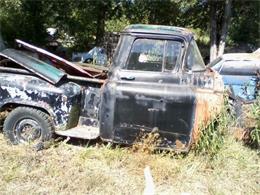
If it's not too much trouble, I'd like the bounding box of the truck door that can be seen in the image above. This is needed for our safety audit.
[100,37,196,149]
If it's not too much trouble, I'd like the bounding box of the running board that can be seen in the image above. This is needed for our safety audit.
[55,126,100,139]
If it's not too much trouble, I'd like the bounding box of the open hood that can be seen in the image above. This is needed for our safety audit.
[16,39,100,78]
[0,49,66,84]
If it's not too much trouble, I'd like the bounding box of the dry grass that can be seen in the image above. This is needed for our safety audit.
[0,133,259,195]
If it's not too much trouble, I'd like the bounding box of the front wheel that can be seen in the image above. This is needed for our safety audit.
[3,107,54,145]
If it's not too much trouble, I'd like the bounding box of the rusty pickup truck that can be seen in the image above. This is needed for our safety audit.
[0,24,224,151]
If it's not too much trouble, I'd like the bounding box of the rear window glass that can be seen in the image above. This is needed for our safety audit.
[126,39,182,72]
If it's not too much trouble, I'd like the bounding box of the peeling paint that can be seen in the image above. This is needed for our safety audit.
[0,71,81,130]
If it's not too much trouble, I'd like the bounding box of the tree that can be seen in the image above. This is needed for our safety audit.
[210,0,217,61]
[0,0,48,46]
[218,0,232,57]
[229,0,260,49]
[0,0,258,57]
[0,31,4,50]
[210,0,232,62]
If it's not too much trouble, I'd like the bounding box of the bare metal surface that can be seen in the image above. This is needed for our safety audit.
[67,75,105,84]
[56,126,100,139]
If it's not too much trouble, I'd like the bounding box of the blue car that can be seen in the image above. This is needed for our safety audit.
[209,53,259,102]
[72,47,107,65]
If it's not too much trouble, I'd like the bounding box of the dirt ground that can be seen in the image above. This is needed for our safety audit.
[0,133,259,195]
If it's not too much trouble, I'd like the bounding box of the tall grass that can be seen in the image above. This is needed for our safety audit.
[195,98,234,157]
[249,96,260,148]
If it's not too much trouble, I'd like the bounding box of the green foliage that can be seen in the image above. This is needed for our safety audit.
[229,1,260,48]
[250,97,260,148]
[195,100,233,157]
[105,15,130,32]
[0,0,259,51]
[0,0,48,46]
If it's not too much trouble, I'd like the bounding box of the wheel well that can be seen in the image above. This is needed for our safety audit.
[0,103,51,117]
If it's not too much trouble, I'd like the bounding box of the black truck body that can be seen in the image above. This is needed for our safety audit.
[0,25,224,151]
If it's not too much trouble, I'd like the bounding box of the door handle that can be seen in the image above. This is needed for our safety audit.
[120,76,135,81]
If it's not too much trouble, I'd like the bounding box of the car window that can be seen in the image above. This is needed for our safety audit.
[126,39,182,72]
[220,60,258,75]
[185,39,205,71]
[164,41,182,71]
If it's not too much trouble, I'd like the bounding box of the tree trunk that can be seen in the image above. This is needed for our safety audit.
[95,2,106,46]
[210,1,217,62]
[218,0,232,57]
[0,29,5,51]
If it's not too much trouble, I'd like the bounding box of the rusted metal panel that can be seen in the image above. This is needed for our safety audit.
[16,39,100,78]
[0,49,65,84]
[192,70,224,143]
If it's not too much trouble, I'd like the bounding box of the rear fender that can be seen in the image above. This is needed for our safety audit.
[0,100,58,128]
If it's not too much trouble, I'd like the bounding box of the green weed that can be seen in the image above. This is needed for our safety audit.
[195,99,233,157]
[250,96,260,148]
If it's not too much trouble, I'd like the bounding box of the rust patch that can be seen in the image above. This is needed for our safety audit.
[192,98,209,143]
[175,139,186,150]
[192,69,224,143]
[192,91,223,143]
[192,71,224,143]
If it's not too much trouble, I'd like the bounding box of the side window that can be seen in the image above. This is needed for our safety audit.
[126,39,182,72]
[185,39,205,71]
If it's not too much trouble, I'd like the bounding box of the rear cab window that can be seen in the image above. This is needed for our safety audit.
[125,38,183,72]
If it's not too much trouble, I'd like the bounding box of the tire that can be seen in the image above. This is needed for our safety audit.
[3,107,54,145]
[84,58,93,64]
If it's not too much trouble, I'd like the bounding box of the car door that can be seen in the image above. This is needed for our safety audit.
[182,39,224,143]
[100,37,197,149]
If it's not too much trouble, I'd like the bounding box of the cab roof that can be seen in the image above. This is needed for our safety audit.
[123,24,194,41]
